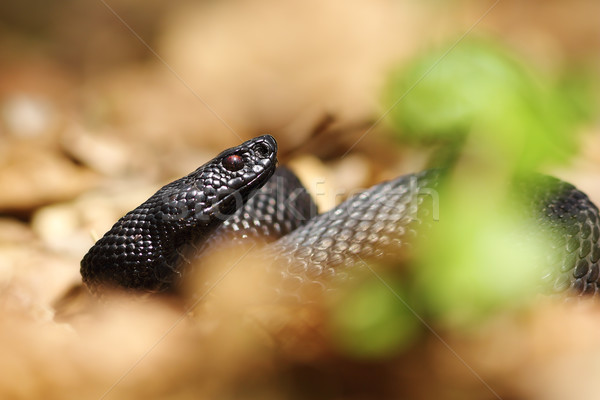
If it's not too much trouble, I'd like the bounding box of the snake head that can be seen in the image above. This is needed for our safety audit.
[80,135,278,293]
[156,134,278,226]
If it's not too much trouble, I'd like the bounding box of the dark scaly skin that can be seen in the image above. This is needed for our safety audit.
[268,170,600,299]
[267,170,440,297]
[514,174,600,295]
[80,135,278,292]
[81,135,600,299]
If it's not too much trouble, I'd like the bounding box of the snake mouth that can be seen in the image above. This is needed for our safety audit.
[243,134,278,193]
[237,158,278,199]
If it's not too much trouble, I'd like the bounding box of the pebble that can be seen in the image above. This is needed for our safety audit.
[288,154,372,213]
[60,123,130,176]
[1,94,57,139]
[0,143,98,212]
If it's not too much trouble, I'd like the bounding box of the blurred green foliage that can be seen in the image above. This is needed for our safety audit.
[413,182,554,326]
[376,38,596,329]
[383,38,595,171]
[331,38,596,355]
[328,276,421,358]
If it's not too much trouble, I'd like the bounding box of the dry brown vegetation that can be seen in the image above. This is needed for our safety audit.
[1,1,599,399]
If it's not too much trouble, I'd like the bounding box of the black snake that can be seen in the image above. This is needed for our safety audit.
[80,135,600,298]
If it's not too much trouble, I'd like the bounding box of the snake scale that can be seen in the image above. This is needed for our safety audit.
[80,135,600,298]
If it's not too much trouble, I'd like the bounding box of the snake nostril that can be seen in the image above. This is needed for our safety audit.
[223,154,244,171]
[253,142,270,158]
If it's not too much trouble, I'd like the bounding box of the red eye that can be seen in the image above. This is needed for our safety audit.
[223,154,244,171]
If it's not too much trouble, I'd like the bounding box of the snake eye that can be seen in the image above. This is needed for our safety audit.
[253,142,270,158]
[223,154,244,171]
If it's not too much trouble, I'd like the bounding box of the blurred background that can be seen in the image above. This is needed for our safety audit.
[0,0,599,399]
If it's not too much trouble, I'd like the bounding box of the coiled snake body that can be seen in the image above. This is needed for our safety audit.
[81,135,600,298]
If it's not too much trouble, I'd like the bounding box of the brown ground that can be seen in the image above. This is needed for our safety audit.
[0,1,599,399]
